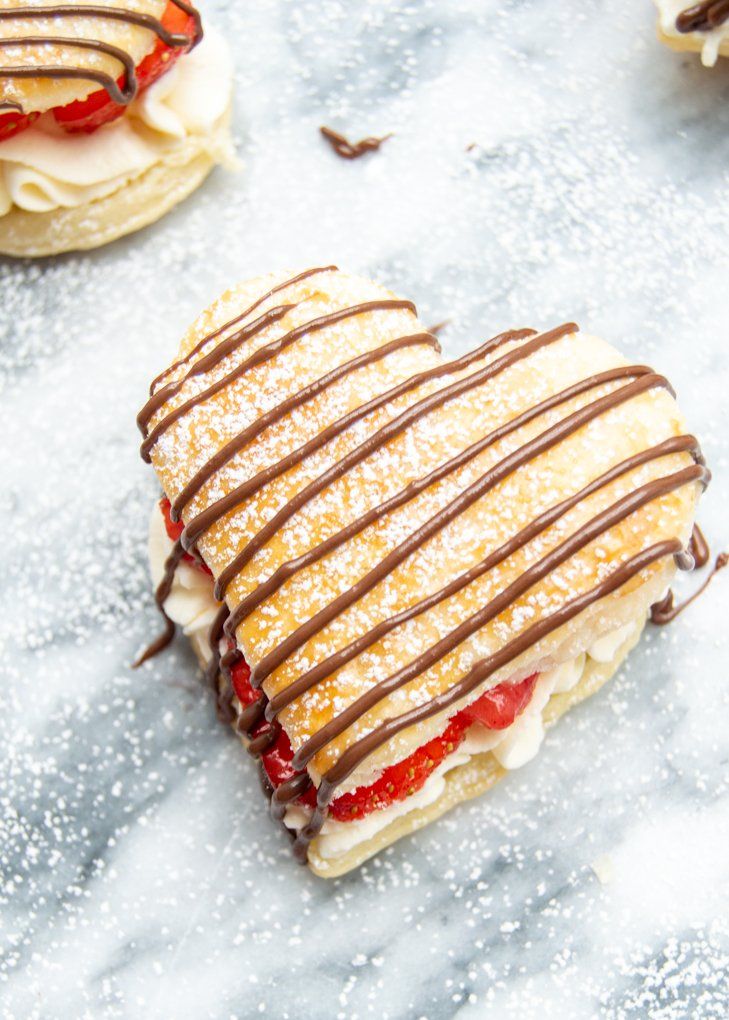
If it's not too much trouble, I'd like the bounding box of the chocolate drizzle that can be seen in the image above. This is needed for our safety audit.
[676,1,729,32]
[688,522,710,568]
[0,3,201,106]
[650,525,726,625]
[139,298,417,464]
[233,366,669,670]
[320,125,392,160]
[139,270,709,864]
[132,536,185,668]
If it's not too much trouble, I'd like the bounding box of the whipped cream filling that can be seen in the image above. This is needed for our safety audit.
[148,506,641,862]
[0,28,234,216]
[656,0,729,66]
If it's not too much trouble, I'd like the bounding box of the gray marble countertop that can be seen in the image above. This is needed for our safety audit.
[1,1,728,1017]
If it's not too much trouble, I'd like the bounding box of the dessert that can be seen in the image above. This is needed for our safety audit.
[0,1,234,256]
[654,1,729,65]
[137,267,708,877]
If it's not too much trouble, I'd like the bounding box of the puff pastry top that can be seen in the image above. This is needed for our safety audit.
[139,268,706,852]
[0,0,200,114]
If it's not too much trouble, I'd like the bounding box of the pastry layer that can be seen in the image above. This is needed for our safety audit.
[0,27,233,216]
[654,1,729,65]
[142,269,701,803]
[0,27,233,255]
[307,624,643,878]
[0,130,218,255]
[149,504,644,875]
[0,0,177,112]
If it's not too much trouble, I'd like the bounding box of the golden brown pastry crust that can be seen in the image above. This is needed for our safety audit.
[0,0,169,113]
[144,269,701,801]
[306,622,643,877]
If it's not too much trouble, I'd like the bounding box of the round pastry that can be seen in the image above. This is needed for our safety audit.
[0,2,234,256]
[654,0,729,65]
[135,268,710,878]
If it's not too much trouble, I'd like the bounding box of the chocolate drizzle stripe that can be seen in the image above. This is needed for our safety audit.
[688,523,710,569]
[676,1,729,32]
[244,371,676,694]
[179,332,441,550]
[141,299,416,464]
[132,537,185,667]
[138,271,711,865]
[320,125,392,160]
[270,773,311,822]
[288,541,689,857]
[238,364,657,652]
[0,36,137,104]
[0,3,201,105]
[173,327,536,524]
[137,303,296,433]
[650,546,727,625]
[217,324,577,604]
[204,603,229,695]
[342,544,685,813]
[149,266,338,394]
[293,464,705,776]
[267,434,701,724]
[288,538,685,854]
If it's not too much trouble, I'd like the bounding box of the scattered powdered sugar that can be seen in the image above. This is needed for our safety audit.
[1,0,728,1016]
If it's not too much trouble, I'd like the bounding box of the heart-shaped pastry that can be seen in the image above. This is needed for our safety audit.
[137,267,708,877]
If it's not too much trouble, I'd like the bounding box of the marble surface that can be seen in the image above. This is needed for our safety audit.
[1,1,729,1017]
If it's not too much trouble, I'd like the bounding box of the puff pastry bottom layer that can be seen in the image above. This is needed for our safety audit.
[0,109,230,257]
[303,624,642,878]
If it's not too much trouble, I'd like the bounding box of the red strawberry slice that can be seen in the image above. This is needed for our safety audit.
[159,497,212,576]
[460,672,538,730]
[230,656,257,706]
[231,657,318,808]
[0,110,40,142]
[328,715,470,820]
[53,2,197,134]
[230,650,539,823]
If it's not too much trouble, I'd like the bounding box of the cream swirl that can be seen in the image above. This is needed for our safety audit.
[0,27,234,216]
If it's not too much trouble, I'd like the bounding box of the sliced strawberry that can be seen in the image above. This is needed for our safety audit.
[0,110,40,142]
[260,727,317,809]
[228,637,539,822]
[328,715,470,821]
[160,496,184,543]
[460,672,538,730]
[231,658,317,807]
[53,2,197,134]
[159,497,212,576]
[230,656,257,707]
[327,675,538,819]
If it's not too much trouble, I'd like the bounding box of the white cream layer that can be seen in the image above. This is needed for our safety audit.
[0,28,234,216]
[655,0,729,66]
[148,506,641,862]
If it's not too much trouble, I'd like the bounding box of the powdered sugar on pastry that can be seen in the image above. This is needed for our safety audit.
[149,501,645,866]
